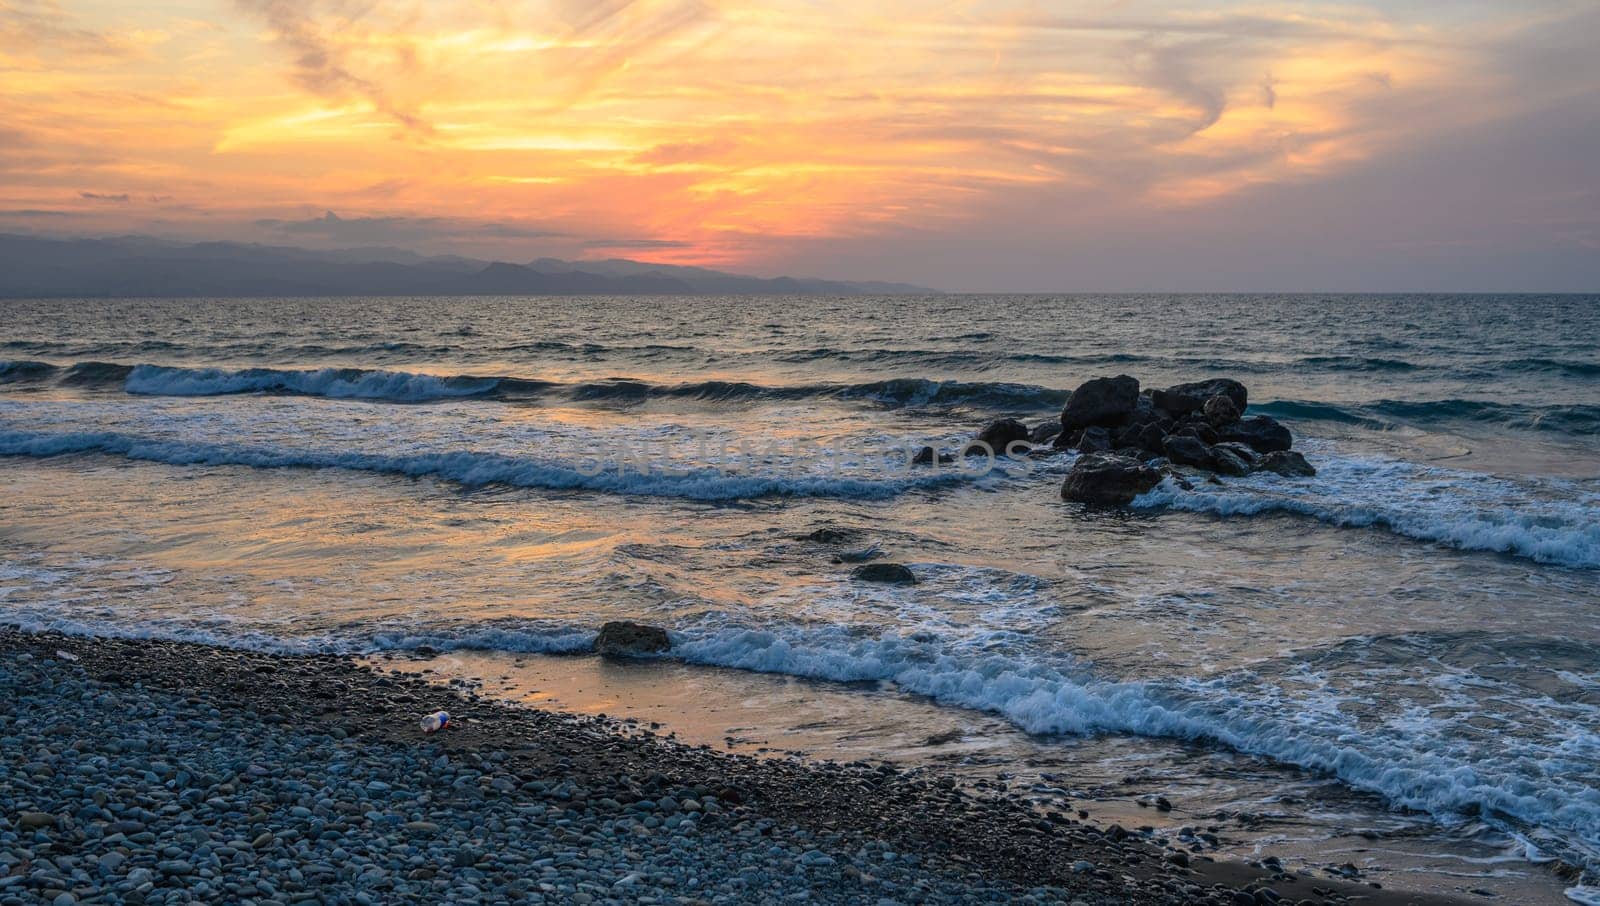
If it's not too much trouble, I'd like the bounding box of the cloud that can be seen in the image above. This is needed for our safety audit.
[0,209,74,217]
[232,0,432,135]
[0,0,131,56]
[632,138,737,166]
[255,210,562,243]
[80,192,131,203]
[581,238,693,249]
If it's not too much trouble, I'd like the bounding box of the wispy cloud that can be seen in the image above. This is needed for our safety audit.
[233,0,433,135]
[0,0,131,56]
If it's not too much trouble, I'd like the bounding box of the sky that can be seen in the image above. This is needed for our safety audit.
[2,0,1597,291]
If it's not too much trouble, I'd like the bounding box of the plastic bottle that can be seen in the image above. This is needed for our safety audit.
[420,711,450,733]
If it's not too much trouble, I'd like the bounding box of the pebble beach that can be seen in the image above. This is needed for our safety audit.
[0,630,1472,906]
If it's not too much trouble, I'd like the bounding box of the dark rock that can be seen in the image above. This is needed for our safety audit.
[1173,422,1220,445]
[1061,453,1163,505]
[1214,441,1257,464]
[1060,375,1140,430]
[594,622,672,659]
[1163,435,1214,470]
[1210,445,1252,477]
[800,527,859,544]
[1028,421,1063,445]
[17,811,56,830]
[1162,378,1248,414]
[975,418,1030,456]
[911,446,955,465]
[1220,415,1293,453]
[1076,426,1114,454]
[1202,394,1241,427]
[1257,450,1316,477]
[851,563,917,585]
[1114,422,1166,454]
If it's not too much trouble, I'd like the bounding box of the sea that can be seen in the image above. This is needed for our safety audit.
[2,294,1598,902]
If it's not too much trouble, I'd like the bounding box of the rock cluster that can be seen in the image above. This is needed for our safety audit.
[944,375,1311,505]
[1048,375,1312,504]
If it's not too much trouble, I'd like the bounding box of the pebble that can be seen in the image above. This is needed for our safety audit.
[0,630,1287,906]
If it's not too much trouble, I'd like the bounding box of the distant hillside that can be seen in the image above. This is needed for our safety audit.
[0,235,935,298]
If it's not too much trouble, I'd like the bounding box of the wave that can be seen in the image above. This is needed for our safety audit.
[1488,357,1600,378]
[673,623,1600,872]
[124,364,502,402]
[1295,354,1418,372]
[61,361,135,385]
[0,360,58,383]
[17,360,1071,411]
[1135,448,1600,569]
[0,428,985,501]
[13,607,1596,871]
[1256,398,1600,437]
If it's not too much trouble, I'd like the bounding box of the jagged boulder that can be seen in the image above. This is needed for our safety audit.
[1220,415,1293,453]
[1060,375,1140,431]
[1061,453,1163,505]
[595,622,672,659]
[1258,450,1316,477]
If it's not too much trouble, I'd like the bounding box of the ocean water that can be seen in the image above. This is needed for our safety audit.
[3,294,1599,897]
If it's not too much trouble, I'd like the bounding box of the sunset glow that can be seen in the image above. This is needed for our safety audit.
[3,0,1597,288]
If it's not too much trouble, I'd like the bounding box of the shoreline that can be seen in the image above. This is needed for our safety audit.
[0,630,1472,905]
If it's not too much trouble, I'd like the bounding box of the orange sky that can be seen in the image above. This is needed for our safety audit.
[2,1,1597,288]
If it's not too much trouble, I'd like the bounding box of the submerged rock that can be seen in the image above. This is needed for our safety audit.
[851,563,917,584]
[1220,415,1293,453]
[594,622,672,659]
[1257,450,1316,477]
[800,527,860,544]
[911,446,955,465]
[1061,453,1163,505]
[1060,375,1140,430]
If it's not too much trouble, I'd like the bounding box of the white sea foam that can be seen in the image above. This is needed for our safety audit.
[0,428,981,501]
[5,585,1599,870]
[668,620,1600,867]
[1135,446,1600,569]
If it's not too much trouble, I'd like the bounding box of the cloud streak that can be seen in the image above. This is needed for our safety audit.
[233,0,433,135]
[256,210,563,243]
